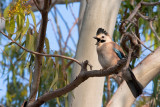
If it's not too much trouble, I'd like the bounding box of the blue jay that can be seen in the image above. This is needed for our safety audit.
[94,28,143,98]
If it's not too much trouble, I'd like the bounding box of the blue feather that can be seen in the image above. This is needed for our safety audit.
[113,48,125,59]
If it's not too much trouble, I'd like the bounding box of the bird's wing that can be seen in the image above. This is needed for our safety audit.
[113,48,125,59]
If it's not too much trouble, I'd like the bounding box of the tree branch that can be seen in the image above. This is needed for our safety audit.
[119,1,160,35]
[149,21,160,42]
[131,31,154,52]
[27,59,127,107]
[64,18,79,51]
[0,30,81,65]
[33,0,42,12]
[29,0,52,103]
[137,12,160,42]
[141,1,160,6]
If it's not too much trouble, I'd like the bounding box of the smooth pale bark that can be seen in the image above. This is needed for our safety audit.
[69,0,122,107]
[78,0,86,33]
[107,47,160,107]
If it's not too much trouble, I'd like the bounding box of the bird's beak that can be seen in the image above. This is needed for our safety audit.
[93,37,98,45]
[93,36,98,39]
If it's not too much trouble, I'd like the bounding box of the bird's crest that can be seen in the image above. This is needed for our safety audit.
[96,28,108,35]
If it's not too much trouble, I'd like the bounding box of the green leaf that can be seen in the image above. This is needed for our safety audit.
[5,42,14,47]
[49,65,59,91]
[5,17,15,34]
[45,38,50,54]
[46,57,51,66]
[4,5,10,19]
[17,15,22,30]
[22,17,29,36]
[15,15,24,41]
[14,33,21,41]
[17,51,26,61]
[26,34,34,51]
[65,0,68,8]
[56,98,60,106]
[30,11,36,29]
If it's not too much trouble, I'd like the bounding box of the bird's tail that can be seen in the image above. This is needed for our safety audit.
[126,69,143,98]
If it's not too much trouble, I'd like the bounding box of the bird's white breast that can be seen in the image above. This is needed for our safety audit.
[97,43,118,69]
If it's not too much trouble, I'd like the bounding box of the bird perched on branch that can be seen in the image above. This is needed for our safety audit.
[93,28,143,98]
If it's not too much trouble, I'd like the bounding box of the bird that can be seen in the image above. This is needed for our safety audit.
[93,28,143,98]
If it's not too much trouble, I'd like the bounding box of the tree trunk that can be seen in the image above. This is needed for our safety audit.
[107,47,160,107]
[78,0,86,33]
[69,0,122,107]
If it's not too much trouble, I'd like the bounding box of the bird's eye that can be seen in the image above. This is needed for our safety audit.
[102,36,104,38]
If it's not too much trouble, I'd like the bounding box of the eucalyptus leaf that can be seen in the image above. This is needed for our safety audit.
[3,5,10,19]
[31,11,36,29]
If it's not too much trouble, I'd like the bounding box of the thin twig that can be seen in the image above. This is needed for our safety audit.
[149,21,160,42]
[137,12,160,42]
[0,31,81,66]
[137,12,151,21]
[141,44,156,53]
[120,1,160,34]
[65,60,74,70]
[131,31,154,52]
[54,6,63,54]
[33,0,42,12]
[48,0,57,12]
[64,18,78,51]
[141,1,160,6]
[126,48,133,69]
[69,4,77,21]
[56,8,77,48]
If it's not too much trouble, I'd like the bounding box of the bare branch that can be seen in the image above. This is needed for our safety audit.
[137,12,160,42]
[131,31,154,52]
[141,43,156,53]
[149,21,160,42]
[29,0,49,100]
[120,32,139,53]
[125,49,133,70]
[110,74,123,86]
[119,1,160,34]
[27,59,127,107]
[141,1,160,6]
[107,76,111,103]
[53,7,63,54]
[64,18,79,51]
[56,8,77,48]
[48,0,57,12]
[33,0,42,12]
[65,60,74,69]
